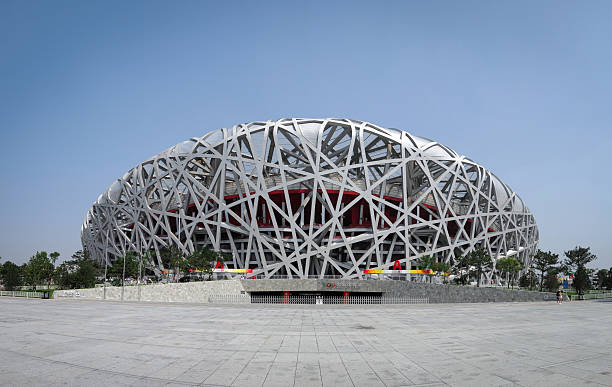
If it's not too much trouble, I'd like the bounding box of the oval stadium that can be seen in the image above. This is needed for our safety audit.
[82,118,538,282]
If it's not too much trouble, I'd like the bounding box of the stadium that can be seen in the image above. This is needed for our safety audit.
[82,118,538,283]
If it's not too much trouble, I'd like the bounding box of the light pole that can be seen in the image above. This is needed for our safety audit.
[121,252,126,301]
[138,250,144,302]
[176,202,183,283]
[103,229,109,300]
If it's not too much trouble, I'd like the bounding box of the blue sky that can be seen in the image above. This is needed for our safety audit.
[1,0,610,268]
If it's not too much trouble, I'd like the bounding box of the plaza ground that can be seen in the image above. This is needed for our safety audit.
[0,298,610,386]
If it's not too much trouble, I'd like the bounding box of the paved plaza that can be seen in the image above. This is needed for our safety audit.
[0,298,611,386]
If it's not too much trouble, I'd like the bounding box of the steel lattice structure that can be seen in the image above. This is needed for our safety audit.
[82,118,538,280]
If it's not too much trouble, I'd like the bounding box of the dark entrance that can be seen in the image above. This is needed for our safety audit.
[249,291,383,304]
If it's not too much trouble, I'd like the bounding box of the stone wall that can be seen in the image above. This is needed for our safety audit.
[377,281,562,303]
[239,279,561,303]
[54,280,244,302]
[54,279,562,303]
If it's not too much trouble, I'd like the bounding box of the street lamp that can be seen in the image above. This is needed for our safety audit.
[103,229,109,301]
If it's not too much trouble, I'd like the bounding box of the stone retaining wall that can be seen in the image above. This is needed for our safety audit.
[54,279,562,303]
[240,279,561,303]
[377,281,562,302]
[54,280,243,302]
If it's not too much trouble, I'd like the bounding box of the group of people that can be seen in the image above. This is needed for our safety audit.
[556,290,564,304]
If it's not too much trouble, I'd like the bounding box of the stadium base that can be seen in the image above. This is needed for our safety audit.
[54,279,560,304]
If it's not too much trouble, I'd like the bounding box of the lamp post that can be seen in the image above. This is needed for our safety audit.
[176,205,182,283]
[103,229,109,300]
[121,251,126,301]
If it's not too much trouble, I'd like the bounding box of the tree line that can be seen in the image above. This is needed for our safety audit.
[0,251,101,291]
[2,244,608,293]
[413,248,524,288]
[0,245,226,291]
[412,245,609,293]
[526,246,611,293]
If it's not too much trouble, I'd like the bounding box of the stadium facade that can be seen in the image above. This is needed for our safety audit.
[82,118,538,281]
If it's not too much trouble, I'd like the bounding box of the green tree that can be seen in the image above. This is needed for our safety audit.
[108,253,140,280]
[451,255,470,285]
[496,257,524,289]
[136,250,156,284]
[185,247,217,280]
[563,246,597,274]
[24,252,54,290]
[415,255,437,283]
[159,244,186,281]
[543,267,561,292]
[465,248,493,287]
[596,269,608,290]
[563,246,597,294]
[47,251,60,288]
[1,261,24,290]
[54,261,74,289]
[519,269,538,290]
[532,250,559,292]
[55,250,101,289]
[573,265,592,295]
[433,261,451,283]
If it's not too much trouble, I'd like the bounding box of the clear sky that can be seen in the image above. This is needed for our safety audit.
[1,0,610,268]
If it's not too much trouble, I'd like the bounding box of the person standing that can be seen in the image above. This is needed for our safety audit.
[556,290,563,304]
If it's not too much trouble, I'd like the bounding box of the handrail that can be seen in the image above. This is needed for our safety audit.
[0,290,44,298]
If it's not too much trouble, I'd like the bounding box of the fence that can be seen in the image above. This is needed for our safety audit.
[332,296,428,304]
[264,275,346,280]
[207,295,251,304]
[208,294,428,305]
[0,291,44,298]
[570,292,612,301]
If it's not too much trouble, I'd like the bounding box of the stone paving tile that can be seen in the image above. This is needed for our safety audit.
[331,334,358,353]
[259,334,284,351]
[381,351,443,385]
[262,356,296,387]
[231,351,276,386]
[173,352,232,384]
[317,353,354,387]
[299,334,319,353]
[361,352,414,386]
[548,364,612,386]
[2,298,612,386]
[202,351,255,386]
[315,334,336,353]
[294,358,322,387]
[339,352,386,387]
[278,334,300,353]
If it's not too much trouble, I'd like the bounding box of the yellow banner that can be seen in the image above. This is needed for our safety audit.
[213,268,253,273]
[363,269,449,276]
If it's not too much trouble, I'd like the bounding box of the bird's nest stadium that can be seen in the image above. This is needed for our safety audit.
[82,118,538,282]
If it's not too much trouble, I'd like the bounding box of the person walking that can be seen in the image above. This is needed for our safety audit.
[556,290,563,304]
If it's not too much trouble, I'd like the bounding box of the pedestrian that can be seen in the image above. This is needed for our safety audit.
[556,290,562,304]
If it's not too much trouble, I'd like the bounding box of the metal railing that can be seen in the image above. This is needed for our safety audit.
[208,294,428,305]
[251,294,316,304]
[208,295,251,304]
[569,292,612,301]
[0,291,44,298]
